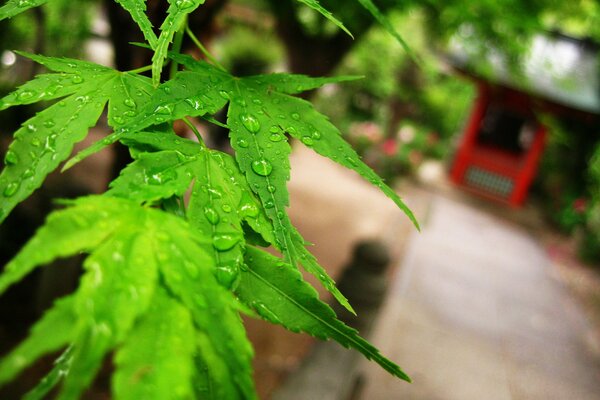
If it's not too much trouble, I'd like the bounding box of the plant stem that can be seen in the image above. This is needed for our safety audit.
[170,18,187,79]
[127,65,153,74]
[183,117,206,147]
[185,26,227,72]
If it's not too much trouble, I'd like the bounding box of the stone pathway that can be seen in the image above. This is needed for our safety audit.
[358,195,600,400]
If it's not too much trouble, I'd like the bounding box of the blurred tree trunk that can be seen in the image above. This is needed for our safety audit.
[265,0,397,79]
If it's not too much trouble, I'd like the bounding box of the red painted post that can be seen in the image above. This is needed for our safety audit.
[451,83,490,184]
[509,124,547,206]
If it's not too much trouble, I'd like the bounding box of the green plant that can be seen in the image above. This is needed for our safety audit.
[0,1,418,399]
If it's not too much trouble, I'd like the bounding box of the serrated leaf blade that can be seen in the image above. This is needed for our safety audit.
[157,230,256,400]
[296,0,353,38]
[113,288,196,400]
[151,0,205,86]
[355,0,417,61]
[108,150,197,203]
[0,0,48,20]
[0,296,76,385]
[0,94,106,224]
[115,0,158,48]
[238,246,411,382]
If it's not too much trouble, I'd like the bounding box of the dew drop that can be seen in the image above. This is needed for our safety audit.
[185,98,202,110]
[264,201,275,209]
[345,156,358,167]
[123,111,135,117]
[221,204,232,213]
[17,90,35,101]
[253,302,281,323]
[240,113,261,134]
[251,159,273,176]
[124,98,136,108]
[269,133,284,142]
[291,112,300,120]
[267,185,276,193]
[215,265,239,289]
[30,138,41,147]
[219,90,230,100]
[44,134,58,152]
[312,131,322,140]
[26,124,37,133]
[236,138,249,148]
[112,116,125,125]
[212,234,239,252]
[146,169,176,185]
[252,99,262,105]
[204,207,220,225]
[301,136,314,146]
[239,202,259,218]
[72,75,83,84]
[4,150,18,165]
[4,182,19,197]
[43,120,55,128]
[154,105,173,115]
[22,168,34,179]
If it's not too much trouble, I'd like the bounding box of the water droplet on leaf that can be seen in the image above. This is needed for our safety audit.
[241,113,261,133]
[124,98,136,108]
[17,90,35,101]
[251,159,273,176]
[154,105,173,115]
[301,136,314,146]
[291,112,300,120]
[204,207,220,225]
[215,265,240,289]
[269,133,284,142]
[4,182,19,197]
[237,138,249,148]
[212,233,239,252]
[4,150,18,165]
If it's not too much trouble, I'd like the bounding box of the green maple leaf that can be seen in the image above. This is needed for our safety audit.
[151,0,205,86]
[297,0,353,37]
[110,130,275,286]
[68,53,417,313]
[0,196,256,400]
[0,53,154,224]
[114,0,158,48]
[237,246,411,382]
[0,0,48,20]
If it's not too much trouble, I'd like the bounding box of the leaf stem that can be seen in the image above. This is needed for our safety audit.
[127,65,153,74]
[183,117,206,147]
[170,18,187,79]
[185,26,227,72]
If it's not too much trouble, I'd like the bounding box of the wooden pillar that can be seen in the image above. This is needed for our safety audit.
[451,83,489,184]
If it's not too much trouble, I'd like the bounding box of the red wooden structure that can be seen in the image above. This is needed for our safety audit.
[450,84,547,206]
[449,33,600,207]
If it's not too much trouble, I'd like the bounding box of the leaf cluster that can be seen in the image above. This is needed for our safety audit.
[0,1,416,398]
